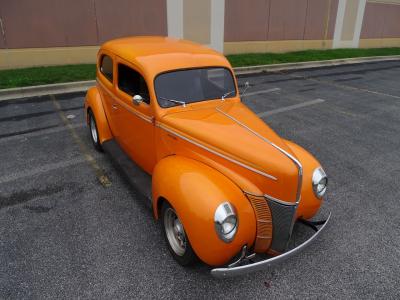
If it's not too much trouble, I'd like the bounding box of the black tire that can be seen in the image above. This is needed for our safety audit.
[88,110,103,152]
[161,201,197,266]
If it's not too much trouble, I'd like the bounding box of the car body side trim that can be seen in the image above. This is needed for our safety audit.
[211,212,331,278]
[156,122,278,181]
[216,107,303,204]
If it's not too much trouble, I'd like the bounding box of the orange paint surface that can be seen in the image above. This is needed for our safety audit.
[84,37,326,265]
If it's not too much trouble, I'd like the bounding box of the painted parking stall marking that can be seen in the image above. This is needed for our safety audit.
[51,94,112,188]
[0,157,87,184]
[244,87,281,97]
[0,122,85,143]
[257,99,326,118]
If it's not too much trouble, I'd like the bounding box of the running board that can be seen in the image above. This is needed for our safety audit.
[102,139,152,208]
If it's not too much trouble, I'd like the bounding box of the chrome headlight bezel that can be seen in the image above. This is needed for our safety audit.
[312,167,328,199]
[214,202,238,243]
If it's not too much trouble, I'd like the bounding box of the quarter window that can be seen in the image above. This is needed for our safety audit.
[100,55,113,82]
[118,64,150,104]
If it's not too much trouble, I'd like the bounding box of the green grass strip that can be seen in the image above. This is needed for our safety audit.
[0,64,96,89]
[1,47,399,89]
[227,47,400,67]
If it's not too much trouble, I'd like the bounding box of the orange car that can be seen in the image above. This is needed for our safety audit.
[84,36,330,278]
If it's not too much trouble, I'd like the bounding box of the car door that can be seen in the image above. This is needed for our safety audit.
[112,58,156,174]
[96,52,119,135]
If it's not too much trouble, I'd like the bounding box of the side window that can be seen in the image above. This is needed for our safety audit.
[118,64,150,104]
[100,55,113,82]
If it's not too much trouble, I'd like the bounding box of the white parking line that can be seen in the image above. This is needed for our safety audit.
[0,123,85,144]
[244,87,281,97]
[0,157,87,184]
[257,98,325,118]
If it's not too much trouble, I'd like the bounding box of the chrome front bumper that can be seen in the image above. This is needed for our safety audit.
[211,213,331,278]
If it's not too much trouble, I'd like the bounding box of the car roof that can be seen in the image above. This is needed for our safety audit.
[100,36,232,79]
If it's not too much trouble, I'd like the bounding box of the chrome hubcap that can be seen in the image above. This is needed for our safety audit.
[164,208,187,256]
[90,116,98,143]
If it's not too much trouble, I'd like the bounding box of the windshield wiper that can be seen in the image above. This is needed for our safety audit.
[159,96,187,107]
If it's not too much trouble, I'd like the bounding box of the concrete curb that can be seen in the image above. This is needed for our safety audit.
[233,54,400,75]
[0,80,95,101]
[1,55,399,101]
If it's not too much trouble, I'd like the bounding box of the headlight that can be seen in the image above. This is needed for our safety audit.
[214,202,238,243]
[312,167,328,198]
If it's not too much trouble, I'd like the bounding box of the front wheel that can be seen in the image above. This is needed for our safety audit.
[161,202,197,266]
[88,110,102,152]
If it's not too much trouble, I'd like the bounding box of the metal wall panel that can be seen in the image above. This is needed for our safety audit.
[360,3,386,38]
[361,2,400,39]
[225,0,338,42]
[224,0,270,42]
[327,0,339,40]
[304,0,338,40]
[0,0,98,48]
[382,4,400,38]
[0,0,167,49]
[94,0,167,44]
[268,0,308,40]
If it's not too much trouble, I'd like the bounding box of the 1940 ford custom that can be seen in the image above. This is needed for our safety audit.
[84,36,330,278]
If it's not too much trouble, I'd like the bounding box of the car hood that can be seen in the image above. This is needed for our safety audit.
[160,101,300,202]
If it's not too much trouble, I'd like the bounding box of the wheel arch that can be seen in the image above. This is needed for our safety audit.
[84,86,113,144]
[152,155,256,266]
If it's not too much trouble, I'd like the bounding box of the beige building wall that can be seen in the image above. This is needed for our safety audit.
[0,0,399,69]
[183,0,211,45]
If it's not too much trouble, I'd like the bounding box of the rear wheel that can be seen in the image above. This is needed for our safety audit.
[88,110,102,152]
[161,202,197,266]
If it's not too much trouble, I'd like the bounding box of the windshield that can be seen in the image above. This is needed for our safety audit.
[154,67,236,108]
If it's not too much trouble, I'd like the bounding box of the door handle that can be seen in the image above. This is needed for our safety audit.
[112,104,118,110]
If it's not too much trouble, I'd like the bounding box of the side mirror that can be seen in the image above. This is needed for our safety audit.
[241,81,250,97]
[133,95,143,105]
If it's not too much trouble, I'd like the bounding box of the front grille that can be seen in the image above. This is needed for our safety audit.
[266,198,297,253]
[246,194,273,253]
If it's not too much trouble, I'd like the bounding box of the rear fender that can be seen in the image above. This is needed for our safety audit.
[84,86,113,144]
[152,155,256,266]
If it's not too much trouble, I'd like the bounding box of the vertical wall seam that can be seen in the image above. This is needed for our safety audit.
[302,0,309,41]
[267,0,272,40]
[0,10,7,48]
[380,4,386,38]
[323,0,332,46]
[92,0,100,45]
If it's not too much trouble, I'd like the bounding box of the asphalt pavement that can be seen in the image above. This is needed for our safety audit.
[1,60,399,299]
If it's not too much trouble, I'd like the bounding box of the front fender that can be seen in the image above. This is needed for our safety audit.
[84,86,113,144]
[284,140,324,219]
[152,155,256,266]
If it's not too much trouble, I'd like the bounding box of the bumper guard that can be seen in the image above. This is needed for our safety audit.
[211,212,331,278]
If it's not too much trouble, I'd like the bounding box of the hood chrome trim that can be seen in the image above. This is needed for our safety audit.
[156,122,277,181]
[216,107,303,204]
